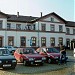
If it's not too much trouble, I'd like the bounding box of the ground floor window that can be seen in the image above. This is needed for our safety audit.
[20,37,26,47]
[0,37,3,47]
[41,37,46,46]
[31,37,36,46]
[50,37,55,46]
[59,37,63,45]
[8,36,14,46]
[66,39,70,47]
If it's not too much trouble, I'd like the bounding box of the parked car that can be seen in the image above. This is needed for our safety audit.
[14,47,46,66]
[4,46,16,54]
[0,48,17,69]
[36,47,61,64]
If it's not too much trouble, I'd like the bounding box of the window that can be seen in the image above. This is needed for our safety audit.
[27,25,32,30]
[50,37,55,46]
[66,28,70,34]
[21,37,26,47]
[16,24,21,30]
[73,29,75,34]
[41,37,46,46]
[41,24,46,31]
[50,24,55,31]
[59,37,63,45]
[51,17,54,22]
[31,37,36,46]
[59,25,63,32]
[8,37,14,46]
[7,23,11,29]
[0,20,3,29]
[33,24,36,30]
[66,39,70,47]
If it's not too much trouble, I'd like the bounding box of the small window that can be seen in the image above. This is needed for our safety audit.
[16,24,21,30]
[27,25,32,30]
[41,24,46,31]
[50,24,55,31]
[59,25,63,32]
[7,23,11,29]
[51,17,54,22]
[73,29,75,34]
[66,28,70,34]
[0,20,3,29]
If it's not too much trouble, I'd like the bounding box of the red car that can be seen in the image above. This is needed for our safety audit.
[14,47,46,66]
[36,47,60,63]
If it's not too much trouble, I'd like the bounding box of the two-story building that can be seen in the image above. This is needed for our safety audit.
[0,11,75,49]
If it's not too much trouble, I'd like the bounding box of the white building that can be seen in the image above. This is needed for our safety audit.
[0,11,75,49]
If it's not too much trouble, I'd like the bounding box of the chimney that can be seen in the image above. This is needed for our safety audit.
[17,12,19,17]
[40,12,42,17]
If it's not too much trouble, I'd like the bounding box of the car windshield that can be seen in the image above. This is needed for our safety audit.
[0,49,9,56]
[23,48,37,54]
[46,48,59,53]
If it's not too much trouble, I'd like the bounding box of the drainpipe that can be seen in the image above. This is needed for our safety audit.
[38,22,40,47]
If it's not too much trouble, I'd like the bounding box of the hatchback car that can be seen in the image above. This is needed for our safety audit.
[4,46,16,54]
[14,47,46,66]
[0,48,17,69]
[36,47,60,63]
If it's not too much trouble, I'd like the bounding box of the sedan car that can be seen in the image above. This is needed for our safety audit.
[0,48,17,69]
[36,47,60,64]
[14,47,46,66]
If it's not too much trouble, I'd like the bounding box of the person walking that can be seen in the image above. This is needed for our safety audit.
[59,44,66,64]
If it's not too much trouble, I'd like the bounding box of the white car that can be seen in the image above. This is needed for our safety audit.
[4,46,16,53]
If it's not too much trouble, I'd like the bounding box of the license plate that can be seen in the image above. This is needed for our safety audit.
[3,64,11,67]
[35,60,42,62]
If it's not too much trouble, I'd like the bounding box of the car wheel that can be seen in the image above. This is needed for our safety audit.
[48,58,51,64]
[23,60,27,66]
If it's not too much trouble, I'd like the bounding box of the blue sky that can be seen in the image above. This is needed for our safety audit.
[0,0,74,21]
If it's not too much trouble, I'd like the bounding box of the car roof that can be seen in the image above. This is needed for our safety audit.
[0,48,7,49]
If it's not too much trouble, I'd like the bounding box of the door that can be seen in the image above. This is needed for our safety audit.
[0,37,3,47]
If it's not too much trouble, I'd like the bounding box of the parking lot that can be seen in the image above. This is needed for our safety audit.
[0,50,75,75]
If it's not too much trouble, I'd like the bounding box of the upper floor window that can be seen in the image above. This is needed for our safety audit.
[59,25,63,32]
[7,23,11,29]
[50,24,55,31]
[31,37,36,46]
[27,25,32,30]
[0,20,3,29]
[16,24,21,30]
[41,24,46,31]
[33,24,36,30]
[51,17,54,22]
[66,28,70,34]
[73,29,75,34]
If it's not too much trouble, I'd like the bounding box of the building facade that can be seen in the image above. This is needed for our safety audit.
[0,11,75,48]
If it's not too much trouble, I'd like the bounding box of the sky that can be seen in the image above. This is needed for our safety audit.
[0,0,75,21]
